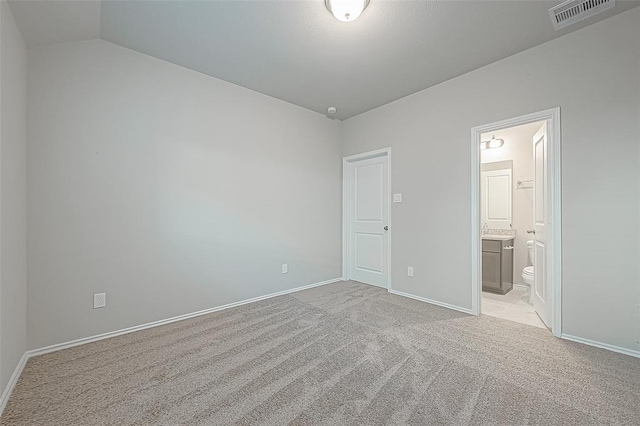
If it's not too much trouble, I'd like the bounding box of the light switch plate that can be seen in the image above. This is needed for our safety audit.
[407,267,414,277]
[282,263,288,274]
[393,193,403,203]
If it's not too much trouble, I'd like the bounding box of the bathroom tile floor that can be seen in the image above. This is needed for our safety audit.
[481,287,547,329]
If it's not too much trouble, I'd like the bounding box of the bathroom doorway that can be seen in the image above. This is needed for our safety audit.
[470,109,562,337]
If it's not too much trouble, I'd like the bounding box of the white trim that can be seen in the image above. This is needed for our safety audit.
[342,147,391,163]
[0,277,342,416]
[471,108,562,338]
[342,159,349,281]
[388,289,474,315]
[27,277,343,358]
[3,277,637,418]
[0,353,28,416]
[342,148,392,290]
[561,334,640,359]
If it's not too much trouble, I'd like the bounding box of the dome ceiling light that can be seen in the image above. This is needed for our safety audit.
[325,0,370,22]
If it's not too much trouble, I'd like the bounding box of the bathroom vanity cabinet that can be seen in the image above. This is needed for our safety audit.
[482,238,514,294]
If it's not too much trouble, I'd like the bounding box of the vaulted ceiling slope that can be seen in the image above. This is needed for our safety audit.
[9,0,640,119]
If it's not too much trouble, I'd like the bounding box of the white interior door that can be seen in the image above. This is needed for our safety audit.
[532,122,550,327]
[348,155,389,288]
[481,168,512,230]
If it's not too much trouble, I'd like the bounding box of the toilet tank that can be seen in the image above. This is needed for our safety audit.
[526,240,534,266]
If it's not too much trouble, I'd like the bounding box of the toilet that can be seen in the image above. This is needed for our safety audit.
[521,240,534,304]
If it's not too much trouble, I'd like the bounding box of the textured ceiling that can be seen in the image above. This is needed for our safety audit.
[9,0,640,119]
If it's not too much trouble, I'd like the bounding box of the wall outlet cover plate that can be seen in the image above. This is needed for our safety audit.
[93,293,106,309]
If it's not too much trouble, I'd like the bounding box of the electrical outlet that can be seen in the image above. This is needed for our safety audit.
[93,293,106,309]
[407,267,414,277]
[282,263,288,274]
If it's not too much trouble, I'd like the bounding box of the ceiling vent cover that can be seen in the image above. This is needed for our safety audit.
[549,0,615,31]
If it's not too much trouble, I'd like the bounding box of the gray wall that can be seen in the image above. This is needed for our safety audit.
[0,0,27,390]
[20,7,640,355]
[27,40,343,349]
[342,8,640,352]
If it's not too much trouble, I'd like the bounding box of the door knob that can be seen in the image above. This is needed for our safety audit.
[384,226,389,231]
[527,229,535,234]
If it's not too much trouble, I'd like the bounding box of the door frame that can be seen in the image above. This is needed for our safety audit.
[342,148,392,289]
[470,108,562,337]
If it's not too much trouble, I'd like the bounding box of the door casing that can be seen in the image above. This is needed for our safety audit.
[342,148,392,290]
[470,108,562,337]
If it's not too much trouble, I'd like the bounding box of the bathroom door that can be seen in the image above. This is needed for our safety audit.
[532,122,550,327]
[346,154,389,288]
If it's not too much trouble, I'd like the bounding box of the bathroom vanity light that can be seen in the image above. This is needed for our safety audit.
[481,135,505,150]
[325,0,370,22]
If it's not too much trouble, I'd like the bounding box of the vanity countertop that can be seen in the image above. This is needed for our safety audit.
[482,234,515,241]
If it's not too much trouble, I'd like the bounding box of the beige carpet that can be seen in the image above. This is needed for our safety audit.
[2,281,639,425]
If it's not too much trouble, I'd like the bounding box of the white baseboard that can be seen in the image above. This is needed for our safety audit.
[387,290,640,359]
[28,277,343,358]
[560,334,640,359]
[513,283,529,291]
[6,278,636,417]
[388,289,474,315]
[0,277,342,417]
[0,352,29,416]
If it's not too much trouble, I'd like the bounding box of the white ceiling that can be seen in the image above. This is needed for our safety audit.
[9,0,640,120]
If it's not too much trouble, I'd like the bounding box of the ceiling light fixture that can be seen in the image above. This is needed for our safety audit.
[325,0,370,22]
[481,135,505,150]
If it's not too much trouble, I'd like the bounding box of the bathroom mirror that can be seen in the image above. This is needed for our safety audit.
[481,160,513,230]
